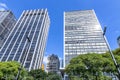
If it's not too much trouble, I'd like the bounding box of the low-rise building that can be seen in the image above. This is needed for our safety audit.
[46,54,60,73]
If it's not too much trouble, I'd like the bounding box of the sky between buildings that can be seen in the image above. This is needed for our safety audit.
[0,0,120,62]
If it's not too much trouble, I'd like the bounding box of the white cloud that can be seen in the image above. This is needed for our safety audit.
[0,3,7,8]
[0,7,6,11]
[43,56,48,64]
[0,3,8,10]
[43,56,48,71]
[59,57,62,60]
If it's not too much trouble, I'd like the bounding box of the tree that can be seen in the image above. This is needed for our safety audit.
[47,72,62,80]
[65,53,116,80]
[28,69,47,80]
[25,76,34,80]
[0,61,62,80]
[106,48,120,79]
[0,61,27,80]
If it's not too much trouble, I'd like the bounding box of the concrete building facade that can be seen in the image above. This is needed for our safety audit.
[0,10,16,48]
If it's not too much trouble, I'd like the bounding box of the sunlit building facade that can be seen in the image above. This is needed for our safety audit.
[0,9,50,71]
[0,10,16,48]
[64,10,109,66]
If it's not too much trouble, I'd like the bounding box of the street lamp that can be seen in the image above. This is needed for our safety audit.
[15,36,31,80]
[103,26,120,79]
[117,36,120,47]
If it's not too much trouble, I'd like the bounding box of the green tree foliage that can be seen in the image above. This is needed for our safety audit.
[65,48,120,80]
[0,61,27,80]
[28,69,47,80]
[0,61,62,80]
[47,72,62,80]
[25,76,34,80]
[28,69,62,80]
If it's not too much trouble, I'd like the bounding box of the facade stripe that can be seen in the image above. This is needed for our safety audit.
[29,9,47,70]
[12,10,34,61]
[31,9,44,69]
[22,9,41,68]
[18,10,38,63]
[34,10,48,69]
[6,10,31,61]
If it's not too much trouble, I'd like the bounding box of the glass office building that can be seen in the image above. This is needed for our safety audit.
[64,10,109,66]
[0,9,50,71]
[0,10,16,48]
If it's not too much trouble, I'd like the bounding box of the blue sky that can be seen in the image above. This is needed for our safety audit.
[0,0,120,61]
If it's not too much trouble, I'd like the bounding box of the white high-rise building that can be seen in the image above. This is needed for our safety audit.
[64,10,109,67]
[0,9,50,71]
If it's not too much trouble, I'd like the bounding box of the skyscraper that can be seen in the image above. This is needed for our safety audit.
[64,10,109,66]
[0,10,16,48]
[117,36,120,47]
[0,9,50,71]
